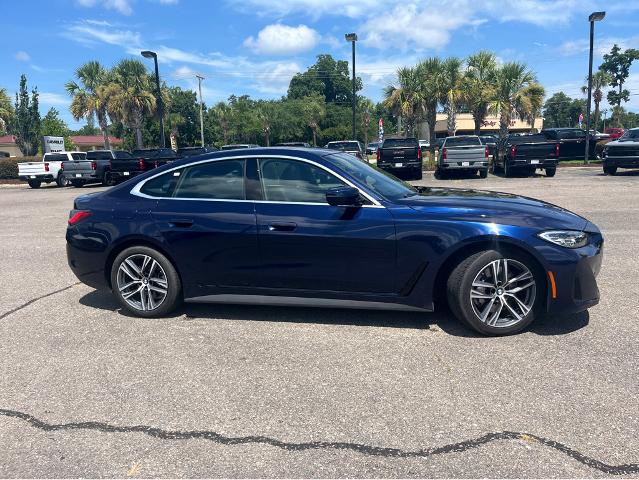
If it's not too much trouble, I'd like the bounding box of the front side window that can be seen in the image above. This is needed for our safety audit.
[174,160,245,199]
[259,158,345,203]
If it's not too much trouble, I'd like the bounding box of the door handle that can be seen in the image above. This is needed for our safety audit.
[169,219,194,228]
[268,222,297,232]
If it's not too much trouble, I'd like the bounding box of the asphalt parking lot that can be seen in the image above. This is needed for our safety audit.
[1,167,638,478]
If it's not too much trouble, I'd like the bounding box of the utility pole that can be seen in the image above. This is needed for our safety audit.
[196,74,205,147]
[345,33,358,140]
[584,11,606,165]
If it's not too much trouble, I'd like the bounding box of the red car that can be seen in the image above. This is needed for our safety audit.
[604,127,625,139]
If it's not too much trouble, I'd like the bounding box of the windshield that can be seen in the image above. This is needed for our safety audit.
[327,141,359,151]
[619,129,639,141]
[445,137,481,146]
[383,138,418,148]
[325,153,416,200]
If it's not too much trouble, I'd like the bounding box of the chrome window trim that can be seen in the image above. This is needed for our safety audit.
[130,154,384,208]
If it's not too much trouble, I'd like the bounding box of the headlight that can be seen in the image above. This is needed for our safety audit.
[538,230,589,248]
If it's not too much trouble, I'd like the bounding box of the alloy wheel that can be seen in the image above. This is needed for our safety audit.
[116,254,168,311]
[469,258,536,328]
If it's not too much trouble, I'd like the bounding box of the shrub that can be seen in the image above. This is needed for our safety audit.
[0,157,39,179]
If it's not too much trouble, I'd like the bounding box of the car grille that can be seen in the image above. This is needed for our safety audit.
[608,146,639,157]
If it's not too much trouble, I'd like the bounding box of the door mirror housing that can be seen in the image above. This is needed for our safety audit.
[326,186,363,207]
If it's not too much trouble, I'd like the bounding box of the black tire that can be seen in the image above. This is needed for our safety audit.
[434,168,445,180]
[102,171,111,187]
[56,173,69,188]
[491,159,500,174]
[71,180,84,188]
[110,246,182,317]
[479,169,488,179]
[413,169,423,180]
[603,165,617,175]
[446,249,543,336]
[27,180,41,189]
[545,167,557,177]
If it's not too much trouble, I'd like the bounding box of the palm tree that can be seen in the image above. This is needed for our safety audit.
[0,88,13,134]
[65,61,112,148]
[106,59,156,149]
[382,84,403,134]
[462,51,497,135]
[301,94,325,146]
[491,62,536,138]
[440,57,464,136]
[516,83,545,131]
[383,66,426,137]
[257,101,279,147]
[581,70,612,131]
[416,57,445,160]
[212,102,231,144]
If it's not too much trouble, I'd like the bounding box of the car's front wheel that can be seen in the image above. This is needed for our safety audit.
[446,250,542,335]
[111,246,182,317]
[545,167,556,177]
[603,165,617,175]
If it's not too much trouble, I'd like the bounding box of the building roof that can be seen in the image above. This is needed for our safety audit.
[0,135,17,144]
[70,135,123,145]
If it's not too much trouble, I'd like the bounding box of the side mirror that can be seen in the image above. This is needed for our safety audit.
[326,186,362,207]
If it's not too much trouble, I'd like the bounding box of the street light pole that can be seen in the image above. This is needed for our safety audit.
[196,74,205,147]
[584,11,606,165]
[141,50,166,148]
[345,33,358,140]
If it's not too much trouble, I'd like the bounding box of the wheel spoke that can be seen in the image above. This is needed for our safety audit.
[502,259,509,284]
[505,293,531,316]
[124,258,143,277]
[148,259,158,277]
[491,260,500,284]
[123,284,144,300]
[505,271,532,287]
[506,280,535,294]
[141,255,151,275]
[502,296,522,321]
[146,287,156,310]
[479,297,497,322]
[486,298,504,326]
[472,280,494,289]
[119,262,140,281]
[118,280,140,292]
[471,289,493,299]
[148,284,167,295]
[149,276,167,288]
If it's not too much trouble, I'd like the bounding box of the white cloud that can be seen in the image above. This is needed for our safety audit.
[75,0,134,15]
[244,24,320,56]
[229,0,379,18]
[15,51,30,62]
[253,61,301,94]
[39,92,71,106]
[66,22,141,47]
[559,35,639,57]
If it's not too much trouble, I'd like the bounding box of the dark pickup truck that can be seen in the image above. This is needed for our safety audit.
[61,150,133,187]
[493,134,559,177]
[176,146,216,157]
[108,148,176,184]
[541,128,598,160]
[376,137,423,180]
[601,128,639,175]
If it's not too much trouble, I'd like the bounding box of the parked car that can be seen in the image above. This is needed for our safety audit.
[177,146,217,158]
[221,144,259,150]
[366,142,380,155]
[66,147,603,336]
[493,134,559,177]
[61,150,133,187]
[326,140,365,159]
[418,140,430,152]
[541,128,598,160]
[601,127,639,175]
[18,151,86,189]
[107,149,173,185]
[604,127,625,140]
[479,134,498,159]
[437,136,488,179]
[275,142,311,148]
[376,137,422,179]
[436,138,446,150]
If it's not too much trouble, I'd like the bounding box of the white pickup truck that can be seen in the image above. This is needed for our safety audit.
[18,151,86,188]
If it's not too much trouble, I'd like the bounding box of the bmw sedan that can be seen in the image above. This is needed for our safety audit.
[66,148,603,335]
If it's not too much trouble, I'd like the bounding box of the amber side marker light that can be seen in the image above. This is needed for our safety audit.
[547,271,557,299]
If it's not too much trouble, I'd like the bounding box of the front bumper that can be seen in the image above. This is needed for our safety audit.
[603,156,639,169]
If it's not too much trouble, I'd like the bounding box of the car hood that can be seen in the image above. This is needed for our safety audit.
[605,139,639,146]
[396,186,591,231]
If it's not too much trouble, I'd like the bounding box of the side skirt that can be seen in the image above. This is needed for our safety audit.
[185,294,431,312]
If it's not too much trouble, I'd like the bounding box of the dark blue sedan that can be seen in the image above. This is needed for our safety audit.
[66,147,603,335]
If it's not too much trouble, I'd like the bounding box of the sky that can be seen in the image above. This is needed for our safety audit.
[2,0,639,130]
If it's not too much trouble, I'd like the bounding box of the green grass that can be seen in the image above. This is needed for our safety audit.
[559,159,602,166]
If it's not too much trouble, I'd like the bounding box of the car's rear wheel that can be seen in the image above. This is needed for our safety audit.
[111,246,182,317]
[27,180,41,189]
[545,167,556,177]
[446,250,542,335]
[413,169,423,180]
[56,173,69,187]
[479,169,488,179]
[71,180,83,188]
[102,171,112,187]
[503,161,513,178]
[603,165,617,175]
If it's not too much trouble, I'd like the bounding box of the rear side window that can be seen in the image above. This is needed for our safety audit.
[45,154,67,162]
[139,170,183,197]
[382,138,418,148]
[444,137,481,146]
[173,160,245,200]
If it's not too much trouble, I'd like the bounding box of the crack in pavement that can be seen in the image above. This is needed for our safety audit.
[0,283,80,321]
[1,409,637,475]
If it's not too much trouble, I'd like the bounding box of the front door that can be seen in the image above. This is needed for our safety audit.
[253,157,397,294]
[142,158,259,290]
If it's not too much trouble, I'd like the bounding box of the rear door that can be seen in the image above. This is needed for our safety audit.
[557,130,585,158]
[140,158,259,291]
[253,157,396,293]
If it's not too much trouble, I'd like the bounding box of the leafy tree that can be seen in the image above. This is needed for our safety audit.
[65,61,112,149]
[72,124,101,136]
[440,57,464,136]
[13,74,40,156]
[542,92,585,128]
[0,88,14,135]
[166,86,200,146]
[581,70,612,131]
[491,62,536,137]
[515,83,545,131]
[300,94,326,146]
[462,51,497,135]
[600,44,639,125]
[106,59,157,149]
[416,57,445,158]
[288,54,362,104]
[40,108,73,150]
[383,66,426,137]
